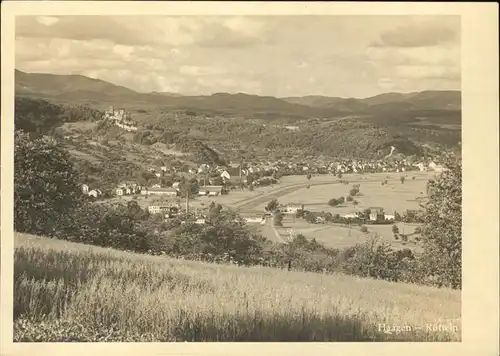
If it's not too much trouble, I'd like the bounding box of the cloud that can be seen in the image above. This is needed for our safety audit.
[16,16,268,49]
[371,18,460,48]
[36,16,60,26]
[16,16,461,98]
[395,65,460,81]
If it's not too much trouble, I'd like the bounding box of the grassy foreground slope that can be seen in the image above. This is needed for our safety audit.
[14,233,461,342]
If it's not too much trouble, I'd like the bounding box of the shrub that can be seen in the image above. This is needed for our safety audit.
[420,154,462,289]
[14,131,83,237]
[360,226,368,233]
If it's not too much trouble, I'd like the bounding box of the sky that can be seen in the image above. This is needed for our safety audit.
[15,15,461,98]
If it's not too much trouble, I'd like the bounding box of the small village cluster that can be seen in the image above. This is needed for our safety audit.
[238,156,447,176]
[81,184,103,198]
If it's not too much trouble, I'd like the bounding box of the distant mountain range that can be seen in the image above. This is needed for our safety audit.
[282,90,461,112]
[15,69,461,121]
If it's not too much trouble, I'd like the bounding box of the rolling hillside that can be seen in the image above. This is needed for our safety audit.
[14,233,461,342]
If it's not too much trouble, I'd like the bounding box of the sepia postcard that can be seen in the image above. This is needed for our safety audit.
[1,2,498,356]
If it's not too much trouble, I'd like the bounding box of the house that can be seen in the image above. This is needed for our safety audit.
[195,218,206,225]
[198,185,224,196]
[155,172,161,178]
[88,189,101,198]
[384,214,395,221]
[125,187,132,195]
[148,199,180,215]
[284,203,304,214]
[315,216,326,224]
[220,170,231,181]
[146,187,179,196]
[116,188,124,196]
[161,166,168,172]
[151,184,161,189]
[245,216,266,224]
[369,207,385,222]
[198,164,209,174]
[172,182,181,189]
[148,205,168,215]
[81,184,89,194]
[226,164,241,176]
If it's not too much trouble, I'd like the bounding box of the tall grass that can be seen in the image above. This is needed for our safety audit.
[14,233,461,342]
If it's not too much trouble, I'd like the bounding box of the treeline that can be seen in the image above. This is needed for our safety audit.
[14,129,462,289]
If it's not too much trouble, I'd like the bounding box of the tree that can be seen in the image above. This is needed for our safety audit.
[400,176,405,184]
[420,155,462,289]
[328,198,339,207]
[207,203,223,224]
[306,173,312,180]
[272,212,284,227]
[392,224,400,235]
[349,187,359,197]
[265,199,279,213]
[179,177,199,198]
[14,131,83,236]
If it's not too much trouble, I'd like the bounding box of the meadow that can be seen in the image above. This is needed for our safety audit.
[14,233,461,342]
[254,171,434,214]
[263,220,424,252]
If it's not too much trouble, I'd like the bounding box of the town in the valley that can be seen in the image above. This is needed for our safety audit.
[78,107,448,250]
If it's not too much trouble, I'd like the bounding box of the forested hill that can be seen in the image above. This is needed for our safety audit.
[14,96,460,161]
[15,97,103,134]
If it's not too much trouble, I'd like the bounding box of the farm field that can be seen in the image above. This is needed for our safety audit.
[98,171,433,252]
[251,171,434,215]
[239,171,436,251]
[14,233,461,342]
[258,220,423,252]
